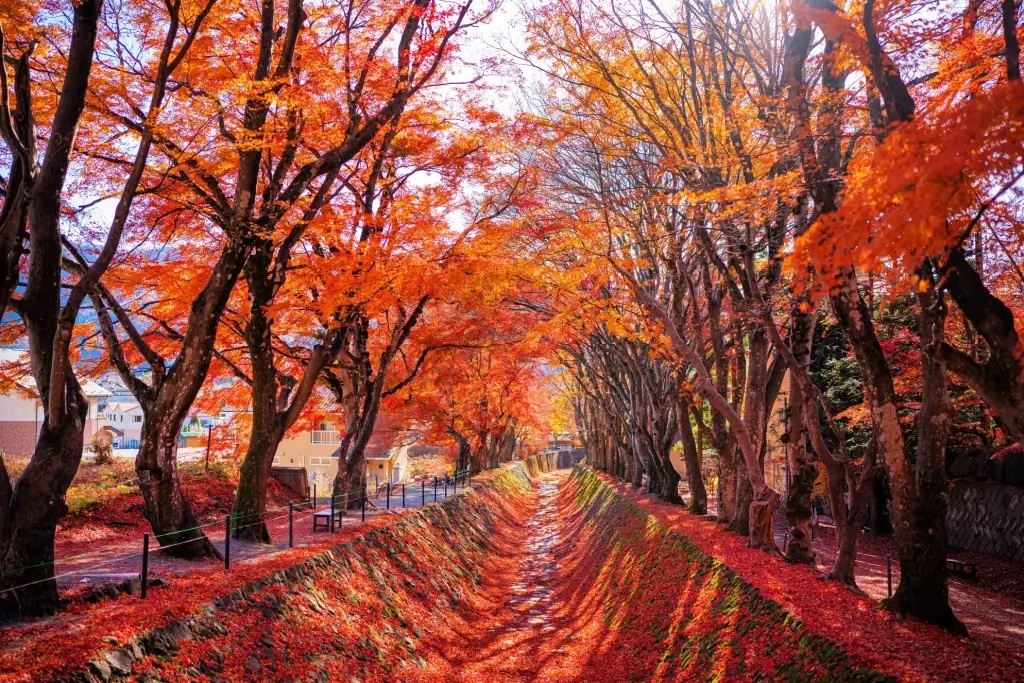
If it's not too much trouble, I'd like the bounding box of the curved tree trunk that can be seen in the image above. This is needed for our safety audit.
[136,415,221,559]
[0,377,88,616]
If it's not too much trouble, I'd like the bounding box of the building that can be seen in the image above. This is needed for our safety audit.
[271,417,418,493]
[100,401,144,449]
[0,349,111,457]
[273,419,343,491]
[365,443,413,488]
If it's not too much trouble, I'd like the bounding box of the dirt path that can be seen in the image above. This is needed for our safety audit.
[698,498,1024,652]
[790,532,1024,651]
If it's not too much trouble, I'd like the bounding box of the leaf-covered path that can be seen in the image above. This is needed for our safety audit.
[407,471,595,682]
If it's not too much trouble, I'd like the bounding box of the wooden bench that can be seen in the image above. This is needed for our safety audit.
[946,558,979,582]
[312,507,344,532]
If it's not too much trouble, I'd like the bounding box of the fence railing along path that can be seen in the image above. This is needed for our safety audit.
[0,470,473,598]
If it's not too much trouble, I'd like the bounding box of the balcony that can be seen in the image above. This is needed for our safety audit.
[311,430,341,445]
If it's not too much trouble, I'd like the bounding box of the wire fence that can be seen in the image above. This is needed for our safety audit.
[0,469,474,600]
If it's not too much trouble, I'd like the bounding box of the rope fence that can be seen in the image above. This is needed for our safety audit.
[0,469,477,601]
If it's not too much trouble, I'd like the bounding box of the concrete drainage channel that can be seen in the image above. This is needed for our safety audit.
[501,475,560,635]
[45,458,563,683]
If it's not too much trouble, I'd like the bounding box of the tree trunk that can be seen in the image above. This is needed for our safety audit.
[732,462,753,534]
[718,452,737,522]
[333,446,368,512]
[785,306,817,564]
[231,242,288,543]
[0,378,88,616]
[831,274,963,632]
[885,278,964,632]
[231,343,282,542]
[657,442,682,503]
[136,413,221,559]
[677,406,707,514]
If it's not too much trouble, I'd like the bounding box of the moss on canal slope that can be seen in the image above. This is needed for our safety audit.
[564,466,893,682]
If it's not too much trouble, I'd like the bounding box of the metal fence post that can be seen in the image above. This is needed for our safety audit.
[224,516,231,570]
[886,553,893,598]
[402,483,406,507]
[288,502,294,548]
[362,487,367,522]
[312,484,317,510]
[444,476,448,498]
[330,493,336,533]
[434,477,438,500]
[140,533,149,599]
[386,483,391,510]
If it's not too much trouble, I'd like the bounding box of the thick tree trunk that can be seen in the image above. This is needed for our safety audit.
[785,307,817,564]
[231,353,281,542]
[0,379,88,616]
[232,246,287,543]
[718,452,737,522]
[657,443,682,504]
[136,416,220,559]
[831,274,963,632]
[886,280,964,632]
[677,407,707,514]
[732,463,753,535]
[334,443,369,511]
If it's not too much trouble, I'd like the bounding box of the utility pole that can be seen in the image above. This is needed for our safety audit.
[205,423,213,472]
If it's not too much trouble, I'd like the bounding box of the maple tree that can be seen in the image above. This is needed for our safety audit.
[0,0,215,615]
[513,0,1024,635]
[78,0,485,554]
[0,0,504,613]
[1,0,1022,650]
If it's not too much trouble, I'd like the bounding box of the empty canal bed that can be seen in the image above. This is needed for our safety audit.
[33,460,1022,682]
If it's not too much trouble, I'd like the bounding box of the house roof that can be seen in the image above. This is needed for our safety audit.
[106,401,143,413]
[1,348,112,398]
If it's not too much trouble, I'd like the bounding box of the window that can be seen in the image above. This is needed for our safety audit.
[133,415,142,423]
[311,425,341,444]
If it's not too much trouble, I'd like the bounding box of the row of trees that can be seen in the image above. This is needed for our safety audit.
[0,0,557,617]
[514,0,1023,636]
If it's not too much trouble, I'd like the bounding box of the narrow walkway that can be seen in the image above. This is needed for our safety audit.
[52,479,468,590]
[694,497,1024,651]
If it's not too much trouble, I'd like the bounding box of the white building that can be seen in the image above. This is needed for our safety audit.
[0,349,111,457]
[101,401,145,449]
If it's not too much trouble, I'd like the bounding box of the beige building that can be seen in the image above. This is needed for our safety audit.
[273,420,343,493]
[271,419,417,494]
[365,443,412,488]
